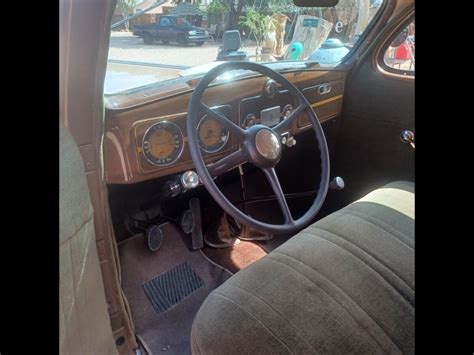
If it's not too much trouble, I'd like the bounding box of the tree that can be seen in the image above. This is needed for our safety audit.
[117,0,140,31]
[207,0,227,13]
[239,9,274,54]
[222,0,246,30]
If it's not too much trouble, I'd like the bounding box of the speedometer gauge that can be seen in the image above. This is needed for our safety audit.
[198,115,230,153]
[142,121,184,166]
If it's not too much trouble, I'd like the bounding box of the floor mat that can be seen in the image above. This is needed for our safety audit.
[255,233,294,253]
[142,262,204,314]
[202,240,267,273]
[118,223,232,355]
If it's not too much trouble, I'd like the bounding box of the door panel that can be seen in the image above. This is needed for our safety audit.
[331,14,414,206]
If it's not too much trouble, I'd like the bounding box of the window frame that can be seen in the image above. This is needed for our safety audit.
[338,0,392,67]
[376,14,414,78]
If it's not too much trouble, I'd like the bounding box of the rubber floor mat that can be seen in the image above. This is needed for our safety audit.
[118,223,232,354]
[143,262,204,314]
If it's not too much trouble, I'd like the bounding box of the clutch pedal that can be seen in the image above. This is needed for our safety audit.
[146,224,164,252]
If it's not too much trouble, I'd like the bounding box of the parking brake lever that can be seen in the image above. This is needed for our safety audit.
[400,130,415,149]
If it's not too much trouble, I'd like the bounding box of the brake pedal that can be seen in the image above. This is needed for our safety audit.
[180,198,204,250]
[190,198,204,250]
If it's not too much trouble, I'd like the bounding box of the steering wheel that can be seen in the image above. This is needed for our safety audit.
[187,61,329,234]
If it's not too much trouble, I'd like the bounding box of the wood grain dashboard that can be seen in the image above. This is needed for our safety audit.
[104,69,346,184]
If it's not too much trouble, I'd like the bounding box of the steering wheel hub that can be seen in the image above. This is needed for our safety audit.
[255,128,281,161]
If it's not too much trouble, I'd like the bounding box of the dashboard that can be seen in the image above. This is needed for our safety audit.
[104,69,345,184]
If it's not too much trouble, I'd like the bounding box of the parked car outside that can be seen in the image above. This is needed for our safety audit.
[133,15,211,46]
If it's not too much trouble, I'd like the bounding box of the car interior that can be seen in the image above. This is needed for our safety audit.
[59,0,414,354]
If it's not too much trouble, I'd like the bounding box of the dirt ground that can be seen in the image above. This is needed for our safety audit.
[108,31,257,67]
[106,31,258,94]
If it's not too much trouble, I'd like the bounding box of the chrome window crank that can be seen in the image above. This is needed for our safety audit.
[400,130,415,149]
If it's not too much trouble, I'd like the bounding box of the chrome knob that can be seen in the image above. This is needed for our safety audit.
[329,176,345,190]
[281,134,296,147]
[400,130,415,149]
[181,171,200,190]
[243,114,257,129]
[286,137,296,147]
[282,104,293,119]
[264,79,278,98]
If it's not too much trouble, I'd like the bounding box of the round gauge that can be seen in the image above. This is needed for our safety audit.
[197,115,230,153]
[142,121,184,166]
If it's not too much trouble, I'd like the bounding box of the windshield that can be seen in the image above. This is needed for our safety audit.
[105,0,384,95]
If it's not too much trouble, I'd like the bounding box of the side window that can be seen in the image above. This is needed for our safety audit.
[160,17,170,26]
[383,20,415,73]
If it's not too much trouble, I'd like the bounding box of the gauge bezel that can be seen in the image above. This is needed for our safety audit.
[197,115,230,154]
[142,120,185,167]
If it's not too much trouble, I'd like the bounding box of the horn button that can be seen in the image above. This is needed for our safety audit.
[245,126,282,167]
[256,129,281,159]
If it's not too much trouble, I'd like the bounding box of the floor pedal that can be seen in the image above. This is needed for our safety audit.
[146,224,164,252]
[180,198,204,250]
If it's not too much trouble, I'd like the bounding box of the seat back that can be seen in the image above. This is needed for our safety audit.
[60,122,117,355]
[222,30,242,51]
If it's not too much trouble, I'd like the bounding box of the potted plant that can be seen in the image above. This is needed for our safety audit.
[239,9,277,59]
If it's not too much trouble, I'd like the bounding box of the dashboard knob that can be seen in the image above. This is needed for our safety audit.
[264,79,278,98]
[282,104,293,119]
[181,170,200,190]
[329,176,345,190]
[243,114,257,129]
[286,137,296,147]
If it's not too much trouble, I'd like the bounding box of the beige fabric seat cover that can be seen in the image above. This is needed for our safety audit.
[60,123,117,355]
[191,181,414,354]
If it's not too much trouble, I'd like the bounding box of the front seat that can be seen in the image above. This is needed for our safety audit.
[191,181,414,354]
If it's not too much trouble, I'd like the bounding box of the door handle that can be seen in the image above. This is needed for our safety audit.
[318,84,332,95]
[400,130,415,149]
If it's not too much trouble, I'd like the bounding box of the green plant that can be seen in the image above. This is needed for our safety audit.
[207,0,227,13]
[239,9,273,50]
[267,0,299,13]
[262,14,276,32]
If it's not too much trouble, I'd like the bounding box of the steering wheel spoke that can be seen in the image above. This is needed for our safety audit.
[274,103,306,135]
[207,149,248,177]
[261,167,294,224]
[201,103,247,141]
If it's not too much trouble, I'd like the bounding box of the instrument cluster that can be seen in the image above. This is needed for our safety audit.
[139,105,233,168]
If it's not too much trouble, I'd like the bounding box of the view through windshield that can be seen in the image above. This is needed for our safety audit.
[105,0,384,95]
